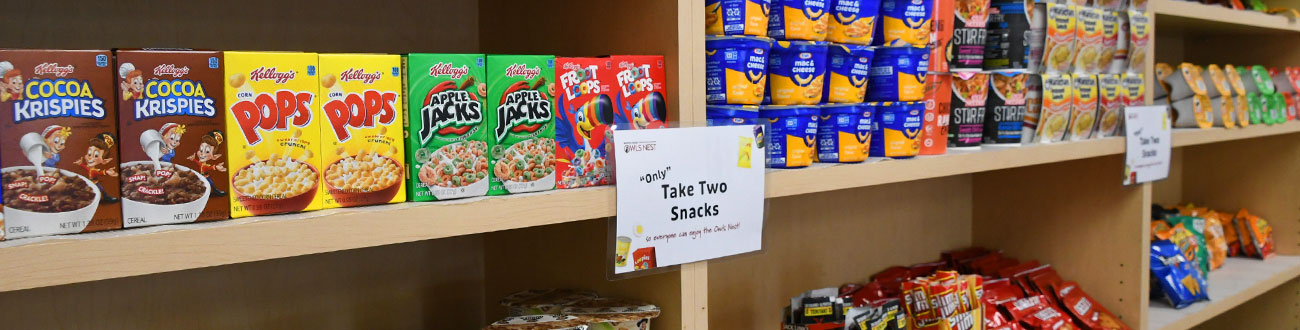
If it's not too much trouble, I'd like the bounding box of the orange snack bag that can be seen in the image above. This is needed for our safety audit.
[1203,214,1228,270]
[1235,209,1275,259]
[1214,211,1242,256]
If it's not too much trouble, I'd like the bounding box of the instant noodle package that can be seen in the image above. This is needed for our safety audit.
[949,72,989,148]
[317,54,406,208]
[0,49,123,238]
[485,55,556,195]
[224,51,324,217]
[115,49,230,226]
[403,54,490,202]
[1068,74,1098,140]
[983,71,1029,145]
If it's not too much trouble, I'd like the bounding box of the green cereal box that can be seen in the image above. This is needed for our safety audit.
[485,55,556,195]
[403,54,490,201]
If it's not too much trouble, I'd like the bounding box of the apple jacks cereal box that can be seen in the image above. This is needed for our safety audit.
[0,50,122,239]
[116,49,229,227]
[224,52,323,217]
[403,54,489,202]
[317,54,405,208]
[611,55,668,130]
[486,55,556,195]
[555,57,614,189]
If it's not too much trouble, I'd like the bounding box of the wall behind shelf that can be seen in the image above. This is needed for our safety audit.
[0,236,487,329]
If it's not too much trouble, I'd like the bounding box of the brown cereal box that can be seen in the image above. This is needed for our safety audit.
[0,49,122,238]
[224,52,323,218]
[316,54,406,208]
[116,49,230,227]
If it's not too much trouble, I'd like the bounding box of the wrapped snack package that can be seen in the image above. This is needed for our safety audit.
[499,289,600,316]
[1150,240,1209,309]
[562,298,662,330]
[1158,219,1210,277]
[1235,209,1276,259]
[484,315,590,330]
[1202,213,1229,270]
[1054,281,1129,330]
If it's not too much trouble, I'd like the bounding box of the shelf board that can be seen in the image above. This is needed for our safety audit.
[1152,0,1300,35]
[1147,255,1300,330]
[2,122,1299,292]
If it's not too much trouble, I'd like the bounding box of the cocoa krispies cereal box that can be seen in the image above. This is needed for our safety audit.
[554,57,614,189]
[0,49,122,239]
[116,49,229,227]
[610,55,668,130]
[317,54,405,208]
[223,51,323,217]
[403,54,489,202]
[486,55,556,196]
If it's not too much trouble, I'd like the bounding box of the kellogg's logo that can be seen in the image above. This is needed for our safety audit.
[34,63,75,77]
[428,63,469,79]
[249,67,297,84]
[153,64,190,78]
[504,64,541,80]
[623,142,656,153]
[339,68,383,84]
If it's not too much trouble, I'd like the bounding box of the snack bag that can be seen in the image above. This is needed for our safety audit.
[1073,7,1104,74]
[1068,74,1098,140]
[1126,11,1151,73]
[1097,74,1124,137]
[1236,209,1276,259]
[1202,213,1228,270]
[1121,73,1146,107]
[1213,211,1242,256]
[317,54,406,209]
[485,55,556,195]
[1151,219,1170,240]
[1036,3,1077,74]
[1159,218,1209,277]
[1150,240,1209,308]
[1054,281,1129,330]
[1036,74,1073,143]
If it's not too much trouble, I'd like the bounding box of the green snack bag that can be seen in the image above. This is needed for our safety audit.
[485,55,557,195]
[1167,216,1210,276]
[404,54,491,201]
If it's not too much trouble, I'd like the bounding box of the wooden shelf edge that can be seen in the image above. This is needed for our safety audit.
[1171,121,1300,147]
[1152,0,1300,33]
[1148,255,1300,330]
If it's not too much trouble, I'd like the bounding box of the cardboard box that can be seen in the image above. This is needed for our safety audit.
[0,49,122,238]
[610,55,668,129]
[316,54,405,208]
[485,55,556,195]
[554,57,614,189]
[223,51,323,217]
[403,54,490,202]
[115,49,230,227]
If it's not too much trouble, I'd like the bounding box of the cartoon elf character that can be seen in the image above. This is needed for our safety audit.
[188,130,227,197]
[0,61,22,102]
[41,125,72,167]
[118,63,143,101]
[75,133,120,204]
[159,123,186,162]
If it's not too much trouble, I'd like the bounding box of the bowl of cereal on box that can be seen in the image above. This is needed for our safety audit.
[231,155,319,215]
[120,161,211,220]
[417,140,490,200]
[324,150,403,207]
[493,138,556,194]
[1,166,101,229]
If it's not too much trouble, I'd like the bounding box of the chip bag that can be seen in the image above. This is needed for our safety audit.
[1201,214,1228,270]
[1236,209,1276,259]
[1053,281,1130,330]
[1151,220,1170,240]
[1150,240,1209,309]
[1158,219,1209,277]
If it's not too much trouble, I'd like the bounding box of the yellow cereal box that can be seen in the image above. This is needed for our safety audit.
[316,54,405,208]
[224,52,323,218]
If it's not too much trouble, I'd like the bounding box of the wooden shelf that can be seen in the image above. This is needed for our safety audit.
[2,123,1298,293]
[1152,0,1300,35]
[1147,255,1300,330]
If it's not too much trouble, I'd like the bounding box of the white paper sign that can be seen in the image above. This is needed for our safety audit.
[1124,106,1171,185]
[612,126,765,274]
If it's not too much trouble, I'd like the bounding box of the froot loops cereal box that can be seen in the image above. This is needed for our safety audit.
[486,55,556,195]
[1,49,122,238]
[115,49,229,227]
[224,51,323,217]
[555,57,614,189]
[611,55,668,130]
[404,54,489,202]
[316,54,405,208]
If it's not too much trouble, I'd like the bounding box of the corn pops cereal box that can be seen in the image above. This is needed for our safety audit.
[316,54,405,208]
[115,49,229,227]
[224,52,322,217]
[1,49,122,239]
[555,57,614,189]
[486,55,556,195]
[611,55,668,130]
[403,54,489,202]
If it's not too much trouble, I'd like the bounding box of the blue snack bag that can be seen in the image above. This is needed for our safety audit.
[1150,240,1209,309]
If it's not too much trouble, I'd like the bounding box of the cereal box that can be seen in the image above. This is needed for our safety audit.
[486,55,556,195]
[116,49,229,227]
[611,55,668,130]
[317,54,405,208]
[403,54,489,202]
[223,51,323,217]
[555,57,614,189]
[0,49,122,239]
